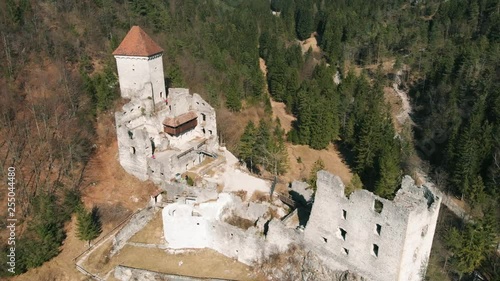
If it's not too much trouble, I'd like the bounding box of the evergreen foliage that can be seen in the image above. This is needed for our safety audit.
[76,206,102,247]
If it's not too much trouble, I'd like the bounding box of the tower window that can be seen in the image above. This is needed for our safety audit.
[202,128,206,134]
[342,209,347,219]
[322,237,328,243]
[338,228,347,241]
[374,199,384,213]
[342,248,349,255]
[375,224,382,235]
[372,244,379,257]
[130,147,136,154]
[201,113,206,121]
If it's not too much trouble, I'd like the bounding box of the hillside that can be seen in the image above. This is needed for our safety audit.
[0,0,499,280]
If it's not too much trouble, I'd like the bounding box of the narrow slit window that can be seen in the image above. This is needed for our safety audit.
[374,199,384,213]
[338,228,347,241]
[130,147,136,154]
[372,244,379,257]
[342,248,349,255]
[342,209,347,220]
[322,237,328,243]
[375,224,382,235]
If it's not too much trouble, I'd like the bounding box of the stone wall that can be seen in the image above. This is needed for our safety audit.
[162,194,302,266]
[304,171,441,281]
[111,207,156,256]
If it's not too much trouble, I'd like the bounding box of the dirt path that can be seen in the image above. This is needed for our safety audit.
[392,71,412,125]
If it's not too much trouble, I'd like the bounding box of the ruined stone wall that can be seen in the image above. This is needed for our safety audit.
[397,178,441,280]
[111,207,156,256]
[304,171,441,281]
[162,195,301,266]
[116,120,150,181]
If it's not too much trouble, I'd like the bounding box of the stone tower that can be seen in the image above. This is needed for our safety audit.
[304,171,441,281]
[113,26,166,105]
[113,26,219,183]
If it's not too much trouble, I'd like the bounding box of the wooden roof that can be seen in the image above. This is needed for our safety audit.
[112,26,163,57]
[163,111,198,127]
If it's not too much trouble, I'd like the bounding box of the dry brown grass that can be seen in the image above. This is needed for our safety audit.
[271,100,295,133]
[225,213,255,230]
[250,190,270,203]
[284,143,353,186]
[216,105,266,150]
[233,190,248,201]
[86,245,263,281]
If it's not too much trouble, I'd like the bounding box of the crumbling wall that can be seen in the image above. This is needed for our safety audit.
[304,171,441,281]
[111,207,156,256]
[115,119,150,181]
[162,195,301,266]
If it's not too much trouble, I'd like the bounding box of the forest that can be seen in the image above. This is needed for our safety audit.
[0,0,498,280]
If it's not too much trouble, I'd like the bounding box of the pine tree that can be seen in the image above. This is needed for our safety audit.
[374,144,401,199]
[238,121,257,171]
[346,173,363,195]
[76,207,102,247]
[309,158,325,191]
[295,6,314,41]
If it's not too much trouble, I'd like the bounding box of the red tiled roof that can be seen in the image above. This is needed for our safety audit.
[163,111,198,127]
[112,26,164,57]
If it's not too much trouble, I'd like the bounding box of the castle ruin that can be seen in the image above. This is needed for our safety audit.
[113,26,218,183]
[111,26,442,281]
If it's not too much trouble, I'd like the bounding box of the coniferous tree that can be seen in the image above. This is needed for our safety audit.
[309,158,325,191]
[295,6,314,40]
[76,206,102,247]
[238,121,257,171]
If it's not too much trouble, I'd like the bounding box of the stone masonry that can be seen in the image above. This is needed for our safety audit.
[113,26,218,183]
[304,171,441,281]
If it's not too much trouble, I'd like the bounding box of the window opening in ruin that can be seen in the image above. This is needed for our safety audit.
[342,209,347,220]
[201,113,206,121]
[130,147,136,154]
[372,244,379,257]
[209,130,213,135]
[374,199,384,213]
[342,248,349,255]
[160,91,162,97]
[338,228,347,241]
[132,68,135,71]
[202,128,206,134]
[169,105,171,111]
[128,130,133,139]
[375,224,382,235]
[322,237,328,243]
